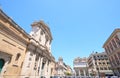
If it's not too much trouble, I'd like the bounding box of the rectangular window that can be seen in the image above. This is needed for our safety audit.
[104,67,107,70]
[108,67,111,70]
[111,56,116,66]
[115,36,120,46]
[109,42,113,51]
[15,53,21,61]
[105,47,109,54]
[114,54,119,65]
[100,67,103,70]
[42,63,45,70]
[117,52,120,57]
[112,39,117,49]
[107,46,111,54]
[117,52,120,64]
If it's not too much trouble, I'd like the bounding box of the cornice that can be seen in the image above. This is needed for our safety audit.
[30,37,51,53]
[0,9,30,38]
[0,8,54,62]
[0,49,13,56]
[27,44,36,52]
[0,23,28,47]
[109,48,120,57]
[31,20,53,41]
[103,28,120,48]
[29,37,53,61]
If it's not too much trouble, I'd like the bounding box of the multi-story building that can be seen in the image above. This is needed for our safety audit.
[73,57,88,76]
[0,8,29,78]
[87,52,113,77]
[55,57,72,77]
[0,8,55,78]
[103,29,120,76]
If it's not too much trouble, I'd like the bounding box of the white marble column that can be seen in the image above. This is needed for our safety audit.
[48,61,51,77]
[44,59,48,78]
[39,57,43,77]
[30,52,36,78]
[35,55,41,78]
[37,56,41,76]
[47,60,51,78]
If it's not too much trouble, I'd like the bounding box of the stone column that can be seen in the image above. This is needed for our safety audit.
[39,57,43,77]
[20,51,31,78]
[79,69,81,76]
[44,59,48,78]
[35,55,41,78]
[37,56,41,76]
[74,70,76,76]
[83,69,86,77]
[30,52,36,78]
[47,60,51,78]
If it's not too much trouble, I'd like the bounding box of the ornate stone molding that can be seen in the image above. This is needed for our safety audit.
[31,21,52,41]
[0,23,28,47]
[0,9,29,38]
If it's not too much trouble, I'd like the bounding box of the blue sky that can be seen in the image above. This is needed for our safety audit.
[0,0,120,68]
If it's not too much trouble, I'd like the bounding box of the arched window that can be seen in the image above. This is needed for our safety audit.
[0,59,5,73]
[15,53,21,61]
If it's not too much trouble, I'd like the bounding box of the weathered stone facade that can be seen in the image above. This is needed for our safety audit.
[55,57,72,77]
[103,29,120,76]
[0,9,29,78]
[73,57,88,76]
[87,52,113,76]
[20,21,55,78]
[0,9,56,78]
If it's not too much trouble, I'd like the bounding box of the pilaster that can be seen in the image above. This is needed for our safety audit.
[83,69,86,77]
[79,69,81,76]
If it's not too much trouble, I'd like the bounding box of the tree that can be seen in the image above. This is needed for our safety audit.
[64,71,72,76]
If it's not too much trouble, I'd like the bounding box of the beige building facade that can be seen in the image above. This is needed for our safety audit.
[73,57,88,76]
[87,52,113,77]
[21,21,55,78]
[0,9,56,78]
[103,29,120,76]
[55,57,72,77]
[0,9,29,78]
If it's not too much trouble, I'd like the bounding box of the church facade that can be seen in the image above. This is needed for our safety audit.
[0,8,55,78]
[20,21,55,78]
